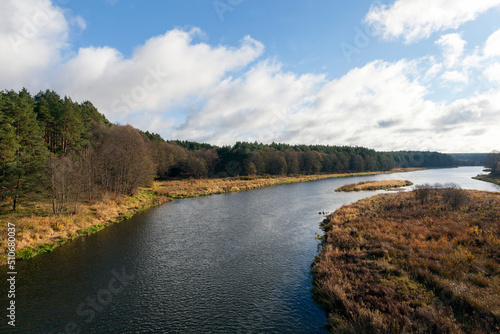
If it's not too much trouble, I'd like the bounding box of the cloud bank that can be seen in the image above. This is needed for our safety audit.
[1,0,499,153]
[365,0,500,43]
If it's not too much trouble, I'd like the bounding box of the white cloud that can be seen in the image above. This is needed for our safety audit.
[168,57,500,152]
[170,61,324,144]
[484,63,500,82]
[424,62,443,80]
[484,28,500,57]
[55,30,264,119]
[437,90,500,138]
[70,16,87,31]
[0,0,68,89]
[428,29,500,92]
[441,70,469,83]
[0,0,499,153]
[281,60,499,152]
[283,60,440,150]
[435,33,467,67]
[365,0,500,43]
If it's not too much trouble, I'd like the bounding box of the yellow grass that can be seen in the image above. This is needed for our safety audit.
[474,174,500,186]
[313,189,500,333]
[155,172,400,198]
[0,189,169,265]
[336,180,413,192]
[0,169,419,265]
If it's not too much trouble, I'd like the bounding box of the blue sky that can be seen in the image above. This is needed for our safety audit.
[1,0,500,152]
[62,1,439,77]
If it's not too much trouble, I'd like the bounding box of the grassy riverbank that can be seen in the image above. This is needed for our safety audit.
[0,189,171,265]
[0,169,418,265]
[335,180,413,192]
[154,171,415,198]
[473,174,500,186]
[312,189,500,333]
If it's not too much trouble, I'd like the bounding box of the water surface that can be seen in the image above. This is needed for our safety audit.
[2,167,498,333]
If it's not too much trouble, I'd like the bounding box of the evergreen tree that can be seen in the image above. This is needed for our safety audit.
[485,151,500,175]
[1,89,49,210]
[0,95,19,201]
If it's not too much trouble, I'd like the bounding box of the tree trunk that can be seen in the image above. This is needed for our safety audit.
[73,191,80,215]
[52,195,56,215]
[12,175,21,211]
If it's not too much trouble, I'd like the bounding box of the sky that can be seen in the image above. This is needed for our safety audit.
[1,0,500,153]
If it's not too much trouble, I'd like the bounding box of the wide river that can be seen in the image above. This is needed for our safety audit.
[2,167,499,333]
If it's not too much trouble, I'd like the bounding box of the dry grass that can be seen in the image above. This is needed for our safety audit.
[474,174,500,186]
[313,189,500,333]
[0,168,418,265]
[155,173,385,198]
[0,188,170,265]
[336,180,413,192]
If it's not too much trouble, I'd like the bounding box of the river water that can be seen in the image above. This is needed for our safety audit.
[2,167,499,333]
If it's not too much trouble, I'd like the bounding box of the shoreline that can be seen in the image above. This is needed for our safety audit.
[1,168,422,265]
[312,189,500,333]
[473,174,500,186]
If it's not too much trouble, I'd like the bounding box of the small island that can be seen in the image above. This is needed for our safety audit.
[336,180,413,192]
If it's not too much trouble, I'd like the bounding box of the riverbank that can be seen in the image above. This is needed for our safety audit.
[0,189,171,265]
[312,189,500,333]
[0,169,421,265]
[473,174,500,186]
[154,170,419,198]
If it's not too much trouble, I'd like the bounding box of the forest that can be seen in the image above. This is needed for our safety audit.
[1,89,458,213]
[484,151,500,175]
[451,153,489,166]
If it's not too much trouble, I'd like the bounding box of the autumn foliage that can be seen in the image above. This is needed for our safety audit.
[312,187,500,333]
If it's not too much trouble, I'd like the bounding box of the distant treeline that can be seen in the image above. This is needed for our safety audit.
[450,153,489,166]
[1,89,457,212]
[484,151,500,175]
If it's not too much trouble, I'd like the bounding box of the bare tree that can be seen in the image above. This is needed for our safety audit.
[414,183,433,205]
[441,183,468,210]
[484,150,500,176]
[47,156,83,215]
[94,125,155,195]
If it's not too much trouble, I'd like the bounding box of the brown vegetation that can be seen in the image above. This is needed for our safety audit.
[0,186,170,265]
[474,151,500,186]
[474,174,500,186]
[336,180,413,192]
[312,186,500,333]
[0,170,405,265]
[154,172,399,199]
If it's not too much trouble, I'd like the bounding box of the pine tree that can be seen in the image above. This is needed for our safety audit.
[1,89,49,211]
[60,97,85,155]
[0,94,19,202]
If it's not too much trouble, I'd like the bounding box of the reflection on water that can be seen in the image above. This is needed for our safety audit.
[1,167,497,333]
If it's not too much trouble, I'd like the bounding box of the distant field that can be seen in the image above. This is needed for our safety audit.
[336,180,413,192]
[313,188,500,333]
